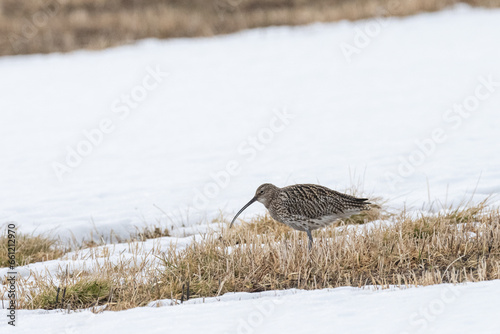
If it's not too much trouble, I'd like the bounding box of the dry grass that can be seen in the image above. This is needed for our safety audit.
[162,206,499,297]
[0,230,65,267]
[0,221,169,269]
[1,0,499,56]
[9,202,500,311]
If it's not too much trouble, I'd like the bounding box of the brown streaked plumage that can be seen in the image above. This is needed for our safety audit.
[230,183,371,248]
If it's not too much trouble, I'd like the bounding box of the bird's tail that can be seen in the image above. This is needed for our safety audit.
[363,201,380,211]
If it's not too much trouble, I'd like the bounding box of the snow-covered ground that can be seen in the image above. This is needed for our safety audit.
[1,5,500,333]
[2,5,500,240]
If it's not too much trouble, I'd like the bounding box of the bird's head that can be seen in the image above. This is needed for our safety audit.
[229,183,278,228]
[253,183,278,207]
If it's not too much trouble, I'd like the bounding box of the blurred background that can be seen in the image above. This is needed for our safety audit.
[1,0,499,57]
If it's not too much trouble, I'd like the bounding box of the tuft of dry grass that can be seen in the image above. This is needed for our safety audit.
[0,231,65,267]
[1,0,500,56]
[132,224,171,242]
[11,203,500,311]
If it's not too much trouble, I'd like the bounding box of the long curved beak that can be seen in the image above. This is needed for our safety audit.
[229,197,257,228]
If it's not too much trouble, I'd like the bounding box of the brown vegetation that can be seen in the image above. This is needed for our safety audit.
[0,231,65,267]
[10,203,500,312]
[1,0,499,56]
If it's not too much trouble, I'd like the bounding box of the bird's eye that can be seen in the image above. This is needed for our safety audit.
[260,190,264,194]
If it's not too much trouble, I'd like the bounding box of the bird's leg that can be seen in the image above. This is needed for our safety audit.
[306,229,313,250]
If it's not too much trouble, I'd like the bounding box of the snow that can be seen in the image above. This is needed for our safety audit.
[1,5,500,333]
[1,6,500,240]
[2,281,500,333]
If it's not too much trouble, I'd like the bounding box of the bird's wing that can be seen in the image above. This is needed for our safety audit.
[279,184,350,220]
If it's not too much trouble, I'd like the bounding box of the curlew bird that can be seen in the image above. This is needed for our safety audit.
[230,183,371,248]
